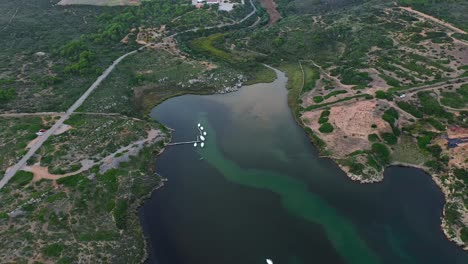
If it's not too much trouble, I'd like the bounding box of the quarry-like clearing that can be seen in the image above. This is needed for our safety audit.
[301,100,392,158]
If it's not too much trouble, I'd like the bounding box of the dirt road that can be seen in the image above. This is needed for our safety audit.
[0,0,259,189]
[404,77,468,94]
[0,51,137,189]
[399,6,467,35]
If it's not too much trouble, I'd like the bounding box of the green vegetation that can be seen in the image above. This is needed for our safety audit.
[375,90,394,101]
[0,88,15,103]
[368,134,380,142]
[10,171,34,187]
[0,133,168,262]
[379,74,400,87]
[42,243,65,258]
[0,0,248,113]
[278,63,305,111]
[425,117,445,131]
[305,94,373,111]
[302,64,320,93]
[0,116,48,174]
[390,135,429,165]
[324,90,348,99]
[461,227,468,243]
[417,133,434,149]
[399,0,468,32]
[318,110,330,124]
[440,84,468,109]
[2,0,467,259]
[192,33,236,62]
[39,115,159,173]
[380,133,398,145]
[396,101,423,118]
[244,66,277,85]
[319,123,334,133]
[371,143,390,164]
[114,199,129,229]
[80,50,242,115]
[314,96,324,103]
[417,91,453,119]
[382,107,399,125]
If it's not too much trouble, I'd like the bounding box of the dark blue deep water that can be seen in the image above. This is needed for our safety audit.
[140,70,468,264]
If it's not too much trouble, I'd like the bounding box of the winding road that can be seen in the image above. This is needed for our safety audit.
[0,0,258,190]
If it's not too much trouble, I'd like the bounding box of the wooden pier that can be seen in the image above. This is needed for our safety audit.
[167,140,200,146]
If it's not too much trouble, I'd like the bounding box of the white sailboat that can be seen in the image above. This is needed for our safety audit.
[201,142,205,148]
[193,142,197,147]
[266,259,273,264]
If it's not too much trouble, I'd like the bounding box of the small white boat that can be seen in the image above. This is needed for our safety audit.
[266,259,273,264]
[200,126,204,130]
[197,123,201,127]
[203,131,207,136]
[200,135,205,141]
[201,142,205,148]
[194,142,197,147]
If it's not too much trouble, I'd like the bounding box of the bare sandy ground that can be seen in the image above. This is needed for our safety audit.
[448,144,468,169]
[301,100,392,157]
[360,68,391,91]
[57,0,140,6]
[53,124,72,136]
[258,0,282,25]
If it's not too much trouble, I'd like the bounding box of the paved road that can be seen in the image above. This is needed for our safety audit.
[0,1,259,189]
[0,112,65,117]
[0,51,137,189]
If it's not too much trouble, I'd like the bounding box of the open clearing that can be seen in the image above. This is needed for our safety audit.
[258,0,282,25]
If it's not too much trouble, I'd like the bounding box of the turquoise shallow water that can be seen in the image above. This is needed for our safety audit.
[140,70,468,264]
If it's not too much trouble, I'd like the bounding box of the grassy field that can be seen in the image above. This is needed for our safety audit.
[191,33,239,63]
[244,66,277,85]
[390,135,430,165]
[278,63,304,109]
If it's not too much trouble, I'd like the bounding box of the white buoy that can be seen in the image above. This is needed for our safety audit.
[200,126,204,130]
[194,142,197,147]
[201,142,205,148]
[200,135,205,141]
[197,123,201,127]
[266,259,273,264]
[203,131,207,136]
